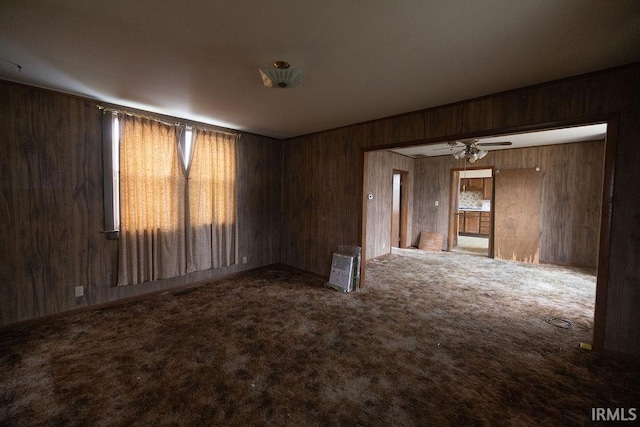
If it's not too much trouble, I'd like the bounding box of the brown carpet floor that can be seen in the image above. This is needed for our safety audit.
[1,250,639,426]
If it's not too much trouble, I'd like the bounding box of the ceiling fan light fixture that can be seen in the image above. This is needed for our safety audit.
[453,149,466,160]
[451,140,493,163]
[259,60,303,88]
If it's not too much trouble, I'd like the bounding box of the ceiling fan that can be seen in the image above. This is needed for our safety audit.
[437,138,512,163]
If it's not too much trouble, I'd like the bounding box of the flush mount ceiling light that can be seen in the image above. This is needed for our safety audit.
[258,60,303,88]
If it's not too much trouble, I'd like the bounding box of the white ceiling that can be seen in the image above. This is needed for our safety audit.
[1,1,639,139]
[389,123,608,158]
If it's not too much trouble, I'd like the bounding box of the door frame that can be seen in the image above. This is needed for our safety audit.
[448,167,494,256]
[392,169,409,248]
[448,169,460,250]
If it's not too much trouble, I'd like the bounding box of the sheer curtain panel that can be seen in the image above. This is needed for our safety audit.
[117,115,185,286]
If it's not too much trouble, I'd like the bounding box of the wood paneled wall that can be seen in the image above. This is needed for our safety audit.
[0,81,282,326]
[412,141,604,268]
[280,128,362,274]
[281,63,640,356]
[364,151,414,259]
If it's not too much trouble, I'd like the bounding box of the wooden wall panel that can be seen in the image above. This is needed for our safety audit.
[236,134,282,268]
[539,141,604,267]
[426,104,464,140]
[0,85,15,321]
[280,63,639,356]
[411,156,459,249]
[364,151,414,259]
[369,117,399,147]
[281,127,361,273]
[398,111,426,143]
[0,85,112,323]
[494,168,541,263]
[462,98,494,134]
[0,81,282,326]
[605,105,640,355]
[491,91,534,130]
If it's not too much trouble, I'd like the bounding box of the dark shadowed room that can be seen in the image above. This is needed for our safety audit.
[1,1,640,425]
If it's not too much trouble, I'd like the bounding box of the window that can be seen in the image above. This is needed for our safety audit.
[181,126,193,170]
[102,112,120,238]
[102,109,238,286]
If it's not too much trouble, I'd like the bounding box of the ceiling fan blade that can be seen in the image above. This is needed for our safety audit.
[433,146,457,151]
[477,141,512,146]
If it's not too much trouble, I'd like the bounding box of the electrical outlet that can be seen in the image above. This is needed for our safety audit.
[242,256,248,264]
[74,286,84,297]
[382,243,386,249]
[435,200,439,207]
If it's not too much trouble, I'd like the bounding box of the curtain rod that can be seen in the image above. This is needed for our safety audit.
[97,105,241,138]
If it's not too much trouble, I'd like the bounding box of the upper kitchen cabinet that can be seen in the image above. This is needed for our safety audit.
[460,178,492,199]
[483,178,492,199]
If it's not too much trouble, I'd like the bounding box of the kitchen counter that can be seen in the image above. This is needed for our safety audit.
[459,207,491,212]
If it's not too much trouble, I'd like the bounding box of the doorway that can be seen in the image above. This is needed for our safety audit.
[449,168,493,257]
[391,170,408,248]
[362,121,610,352]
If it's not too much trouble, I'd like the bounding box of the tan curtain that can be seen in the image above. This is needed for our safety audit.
[186,129,237,272]
[117,115,185,285]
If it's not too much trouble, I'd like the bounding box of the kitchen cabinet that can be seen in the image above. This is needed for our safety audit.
[459,211,480,235]
[459,210,491,236]
[483,179,492,199]
[480,212,491,235]
[465,211,480,234]
[460,178,482,192]
[460,177,493,199]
